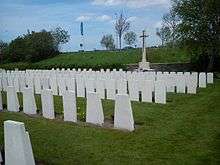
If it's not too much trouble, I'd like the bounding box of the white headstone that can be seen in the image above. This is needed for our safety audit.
[207,72,213,84]
[2,77,8,92]
[116,79,127,95]
[191,72,198,87]
[85,79,95,94]
[199,72,207,88]
[128,80,139,101]
[19,76,26,93]
[63,91,77,122]
[34,76,41,94]
[66,78,76,92]
[95,79,105,99]
[114,94,134,131]
[23,88,37,115]
[7,86,20,112]
[57,76,66,96]
[76,76,85,97]
[176,72,186,93]
[26,77,34,92]
[105,79,116,100]
[13,76,20,93]
[50,76,58,95]
[42,77,50,90]
[186,74,197,94]
[41,89,55,119]
[4,120,35,165]
[86,92,104,125]
[140,80,153,102]
[166,72,175,92]
[155,80,166,104]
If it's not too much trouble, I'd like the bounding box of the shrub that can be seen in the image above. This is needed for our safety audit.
[3,30,59,63]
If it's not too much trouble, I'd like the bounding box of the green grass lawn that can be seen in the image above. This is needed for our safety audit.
[0,48,190,70]
[0,80,219,165]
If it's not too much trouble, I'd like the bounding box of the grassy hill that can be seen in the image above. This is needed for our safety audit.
[0,48,190,70]
[0,80,219,164]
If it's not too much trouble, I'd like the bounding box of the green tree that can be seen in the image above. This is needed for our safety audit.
[100,34,115,50]
[172,0,220,71]
[51,27,70,50]
[0,40,8,62]
[124,31,137,47]
[4,30,58,62]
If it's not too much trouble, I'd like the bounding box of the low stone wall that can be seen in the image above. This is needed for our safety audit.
[127,63,192,72]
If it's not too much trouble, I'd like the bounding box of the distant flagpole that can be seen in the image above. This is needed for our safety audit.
[80,22,84,51]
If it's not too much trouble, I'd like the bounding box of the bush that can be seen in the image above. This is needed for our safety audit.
[3,30,59,63]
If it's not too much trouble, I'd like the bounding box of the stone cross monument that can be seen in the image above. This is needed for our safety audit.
[139,30,150,70]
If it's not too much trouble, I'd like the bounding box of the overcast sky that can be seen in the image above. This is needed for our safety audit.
[0,0,171,51]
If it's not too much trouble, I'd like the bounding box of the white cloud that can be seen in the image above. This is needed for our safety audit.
[96,15,112,22]
[75,15,92,22]
[92,0,170,8]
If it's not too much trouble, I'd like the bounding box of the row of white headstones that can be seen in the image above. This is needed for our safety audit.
[0,69,214,131]
[0,69,214,105]
[1,86,134,131]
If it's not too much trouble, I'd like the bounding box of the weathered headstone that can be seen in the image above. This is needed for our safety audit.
[23,88,37,115]
[155,80,166,104]
[86,92,104,125]
[63,91,77,122]
[4,120,35,165]
[7,86,20,112]
[41,89,55,119]
[114,94,134,131]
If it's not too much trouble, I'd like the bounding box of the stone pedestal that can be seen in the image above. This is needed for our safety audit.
[139,61,150,70]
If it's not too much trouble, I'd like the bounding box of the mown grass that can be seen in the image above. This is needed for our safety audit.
[0,48,190,70]
[0,80,219,165]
